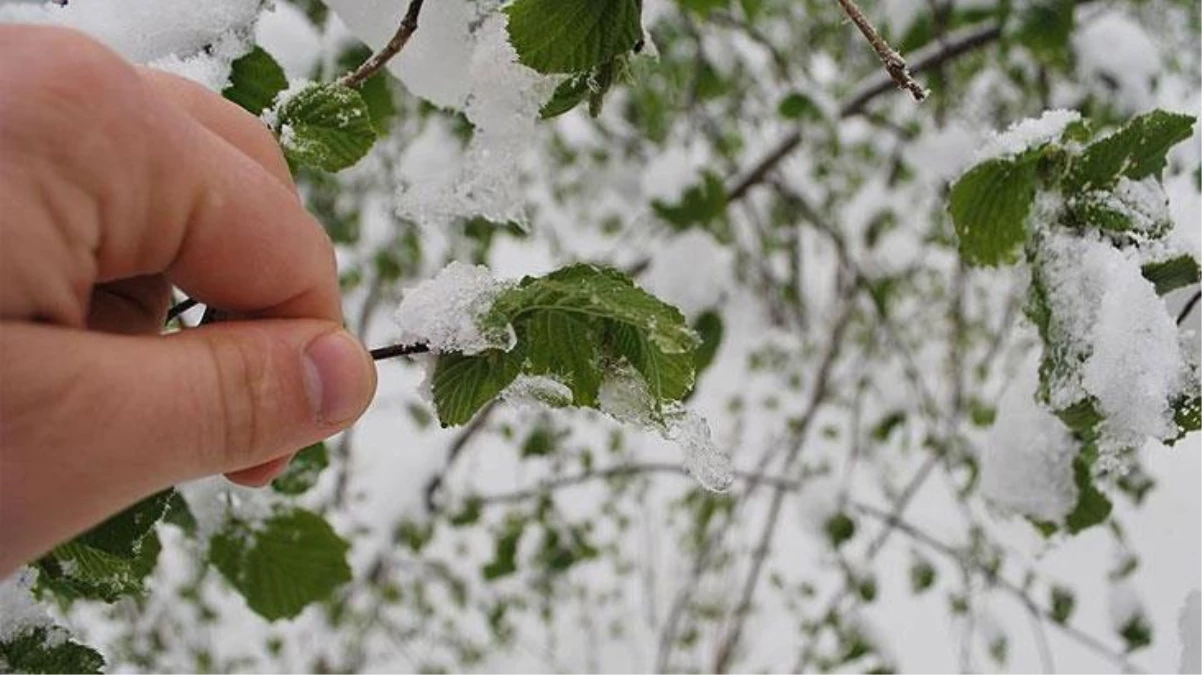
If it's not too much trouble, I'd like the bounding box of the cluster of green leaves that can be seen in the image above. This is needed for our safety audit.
[949,109,1200,535]
[505,0,644,118]
[9,441,349,673]
[430,264,701,427]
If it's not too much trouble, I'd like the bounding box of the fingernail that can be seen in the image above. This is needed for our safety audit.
[302,330,372,425]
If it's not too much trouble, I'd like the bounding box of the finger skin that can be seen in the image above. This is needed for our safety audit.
[0,320,375,575]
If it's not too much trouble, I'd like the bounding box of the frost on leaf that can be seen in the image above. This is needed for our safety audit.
[394,261,514,355]
[981,359,1080,524]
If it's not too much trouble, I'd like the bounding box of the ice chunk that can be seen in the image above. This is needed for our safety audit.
[393,262,513,354]
[981,358,1080,523]
[502,375,574,408]
[598,367,733,493]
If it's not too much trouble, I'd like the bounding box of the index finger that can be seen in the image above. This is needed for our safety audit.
[0,26,341,324]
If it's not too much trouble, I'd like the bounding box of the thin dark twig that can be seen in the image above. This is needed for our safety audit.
[370,343,430,361]
[1177,289,1201,325]
[338,0,426,89]
[166,297,199,323]
[835,0,928,102]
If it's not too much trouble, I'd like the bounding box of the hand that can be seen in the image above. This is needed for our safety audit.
[0,26,378,575]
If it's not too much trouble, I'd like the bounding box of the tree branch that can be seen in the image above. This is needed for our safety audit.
[338,0,426,89]
[835,0,928,102]
[369,343,430,361]
[1177,289,1201,325]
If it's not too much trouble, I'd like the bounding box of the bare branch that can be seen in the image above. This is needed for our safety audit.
[835,0,928,102]
[338,0,425,89]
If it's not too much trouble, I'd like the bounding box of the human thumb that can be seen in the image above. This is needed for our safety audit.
[0,319,375,568]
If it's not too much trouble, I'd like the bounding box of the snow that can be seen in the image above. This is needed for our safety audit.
[0,0,261,90]
[597,367,734,492]
[1078,176,1174,238]
[0,568,52,643]
[641,231,732,318]
[1037,230,1189,466]
[254,2,321,79]
[976,109,1081,161]
[1181,590,1201,674]
[1073,12,1160,113]
[1109,580,1146,633]
[392,261,513,355]
[396,14,553,225]
[981,358,1080,523]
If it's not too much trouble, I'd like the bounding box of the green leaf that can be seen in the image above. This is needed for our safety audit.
[1141,255,1201,295]
[520,310,604,406]
[606,322,696,402]
[777,92,821,121]
[505,0,643,74]
[35,490,171,602]
[275,83,377,172]
[209,508,351,621]
[36,533,161,602]
[482,516,526,580]
[910,558,936,593]
[491,264,699,355]
[1064,454,1113,534]
[1011,0,1074,65]
[1050,585,1075,624]
[1168,394,1201,445]
[0,626,104,674]
[432,348,525,427]
[541,73,593,119]
[1118,613,1153,652]
[824,513,857,548]
[691,310,724,377]
[948,157,1038,266]
[652,172,730,241]
[1066,111,1196,190]
[222,46,288,116]
[271,442,329,495]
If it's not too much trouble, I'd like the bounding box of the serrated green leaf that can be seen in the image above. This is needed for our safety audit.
[491,264,699,355]
[505,0,642,74]
[209,508,351,621]
[275,83,376,172]
[1066,111,1196,190]
[0,626,104,674]
[36,532,161,602]
[948,157,1038,266]
[271,442,329,495]
[35,491,170,602]
[520,310,603,406]
[222,46,288,116]
[433,348,525,427]
[606,322,696,403]
[1141,255,1201,295]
